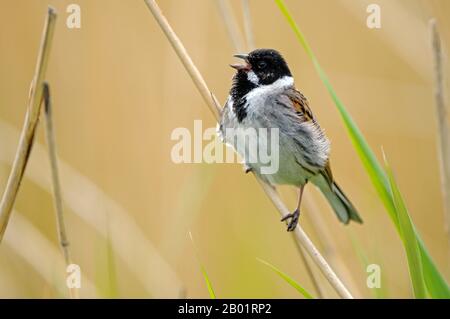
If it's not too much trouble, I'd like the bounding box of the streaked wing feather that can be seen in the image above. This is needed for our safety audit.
[283,88,333,176]
[287,88,315,122]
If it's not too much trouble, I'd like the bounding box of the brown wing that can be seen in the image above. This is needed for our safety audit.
[286,88,334,181]
[287,88,315,122]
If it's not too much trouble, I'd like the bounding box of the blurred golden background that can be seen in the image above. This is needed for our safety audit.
[0,0,449,298]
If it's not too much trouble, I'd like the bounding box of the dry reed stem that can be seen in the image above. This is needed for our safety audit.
[430,19,450,243]
[146,2,220,118]
[241,0,255,50]
[257,180,352,298]
[42,83,78,299]
[291,229,326,297]
[144,0,353,299]
[0,7,57,242]
[216,0,246,53]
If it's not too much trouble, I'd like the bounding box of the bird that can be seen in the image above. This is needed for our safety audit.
[219,48,363,231]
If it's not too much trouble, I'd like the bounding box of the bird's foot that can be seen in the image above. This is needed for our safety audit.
[280,209,300,232]
[243,163,252,174]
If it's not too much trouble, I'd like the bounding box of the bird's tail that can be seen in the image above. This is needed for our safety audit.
[312,174,363,224]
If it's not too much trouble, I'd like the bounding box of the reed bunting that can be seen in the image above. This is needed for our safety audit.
[219,49,363,231]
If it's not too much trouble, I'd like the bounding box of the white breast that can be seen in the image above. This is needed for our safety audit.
[244,76,294,115]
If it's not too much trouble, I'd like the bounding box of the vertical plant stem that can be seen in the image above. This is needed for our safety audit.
[430,19,450,243]
[216,0,246,53]
[144,0,353,299]
[0,7,57,242]
[241,0,255,50]
[42,83,78,299]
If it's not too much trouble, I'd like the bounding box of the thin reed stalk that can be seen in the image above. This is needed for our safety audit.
[257,181,353,298]
[291,229,326,298]
[144,0,353,299]
[430,19,450,243]
[216,0,246,53]
[0,7,57,242]
[241,0,255,50]
[42,83,78,299]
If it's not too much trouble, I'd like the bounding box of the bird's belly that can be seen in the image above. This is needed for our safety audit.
[257,137,311,186]
[228,129,311,186]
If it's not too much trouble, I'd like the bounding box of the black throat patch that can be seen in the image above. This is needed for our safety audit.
[230,71,257,122]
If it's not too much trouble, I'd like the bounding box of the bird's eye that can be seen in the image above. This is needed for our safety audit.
[257,61,267,69]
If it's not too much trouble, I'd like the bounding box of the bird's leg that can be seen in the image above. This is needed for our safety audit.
[281,185,304,231]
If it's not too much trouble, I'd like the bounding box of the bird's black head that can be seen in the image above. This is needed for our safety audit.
[230,49,292,86]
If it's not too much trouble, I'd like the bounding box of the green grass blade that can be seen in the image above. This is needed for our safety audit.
[257,258,314,299]
[274,0,450,298]
[200,265,216,299]
[189,232,216,299]
[418,238,449,298]
[384,154,427,298]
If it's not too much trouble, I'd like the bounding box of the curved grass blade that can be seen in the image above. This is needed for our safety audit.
[257,258,314,299]
[274,0,449,298]
[189,232,216,299]
[384,153,427,298]
[200,265,216,299]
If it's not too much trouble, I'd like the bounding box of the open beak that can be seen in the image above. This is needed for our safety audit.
[230,53,250,71]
